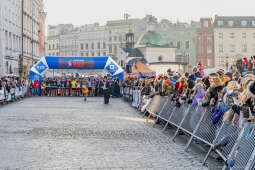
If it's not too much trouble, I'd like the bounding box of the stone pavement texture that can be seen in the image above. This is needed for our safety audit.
[0,97,220,170]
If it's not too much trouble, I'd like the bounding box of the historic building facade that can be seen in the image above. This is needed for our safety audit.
[196,18,214,68]
[22,0,43,75]
[78,23,108,57]
[39,1,47,59]
[160,20,200,67]
[0,0,22,76]
[59,33,79,57]
[214,15,255,70]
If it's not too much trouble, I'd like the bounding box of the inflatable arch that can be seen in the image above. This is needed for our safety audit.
[29,56,124,81]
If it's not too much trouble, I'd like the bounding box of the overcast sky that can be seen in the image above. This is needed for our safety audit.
[44,0,255,26]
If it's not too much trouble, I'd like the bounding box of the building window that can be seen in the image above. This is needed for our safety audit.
[97,42,100,49]
[91,43,94,49]
[114,36,117,42]
[48,44,51,50]
[109,37,112,42]
[91,52,94,56]
[53,44,55,49]
[218,20,223,26]
[219,33,223,39]
[228,20,234,27]
[158,56,163,61]
[103,52,106,56]
[203,21,208,28]
[242,33,247,39]
[81,43,84,50]
[242,44,247,53]
[97,52,100,56]
[80,52,84,56]
[170,41,174,47]
[230,44,235,53]
[109,45,112,53]
[86,52,89,56]
[49,53,51,56]
[241,20,247,27]
[177,41,181,49]
[86,43,88,49]
[103,42,106,49]
[114,45,117,54]
[185,41,190,49]
[230,33,235,39]
[252,21,255,27]
[219,44,223,53]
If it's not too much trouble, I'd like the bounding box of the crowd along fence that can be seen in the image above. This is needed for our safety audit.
[0,84,28,104]
[122,86,255,170]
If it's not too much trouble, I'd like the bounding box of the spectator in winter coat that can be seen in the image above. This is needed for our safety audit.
[34,79,40,96]
[241,57,250,72]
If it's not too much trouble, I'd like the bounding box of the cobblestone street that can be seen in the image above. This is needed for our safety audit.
[0,97,220,170]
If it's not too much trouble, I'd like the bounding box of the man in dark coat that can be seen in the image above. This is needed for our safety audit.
[103,78,111,104]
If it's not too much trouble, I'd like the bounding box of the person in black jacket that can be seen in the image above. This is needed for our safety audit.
[103,78,111,104]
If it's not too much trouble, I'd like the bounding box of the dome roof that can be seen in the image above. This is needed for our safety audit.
[137,31,168,47]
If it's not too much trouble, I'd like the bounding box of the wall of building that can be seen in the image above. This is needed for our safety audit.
[78,26,108,57]
[214,28,255,69]
[149,64,184,75]
[196,18,214,68]
[59,33,79,57]
[158,21,200,66]
[141,47,176,64]
[0,0,22,76]
[47,36,59,56]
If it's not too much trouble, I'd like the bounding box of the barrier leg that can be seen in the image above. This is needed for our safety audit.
[202,146,213,165]
[185,107,208,152]
[185,135,194,152]
[162,107,176,132]
[172,105,192,142]
[153,98,169,128]
[162,122,169,132]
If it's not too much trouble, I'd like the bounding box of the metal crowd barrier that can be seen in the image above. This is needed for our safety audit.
[222,123,255,170]
[122,87,255,169]
[0,85,28,105]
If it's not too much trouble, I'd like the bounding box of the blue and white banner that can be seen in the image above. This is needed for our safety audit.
[29,56,124,81]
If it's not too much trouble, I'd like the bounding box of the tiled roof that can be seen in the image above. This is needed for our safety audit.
[122,48,144,58]
[214,15,255,28]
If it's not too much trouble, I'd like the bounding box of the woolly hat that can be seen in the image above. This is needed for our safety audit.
[193,66,198,72]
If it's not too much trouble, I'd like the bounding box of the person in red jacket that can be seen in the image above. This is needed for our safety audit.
[34,79,40,96]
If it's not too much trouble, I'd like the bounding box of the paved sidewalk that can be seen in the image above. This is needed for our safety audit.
[0,97,220,169]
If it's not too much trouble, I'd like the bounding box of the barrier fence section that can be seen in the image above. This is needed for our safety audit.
[122,87,255,169]
[0,84,28,104]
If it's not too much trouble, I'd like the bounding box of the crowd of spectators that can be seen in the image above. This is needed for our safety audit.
[124,57,255,126]
[0,76,28,103]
